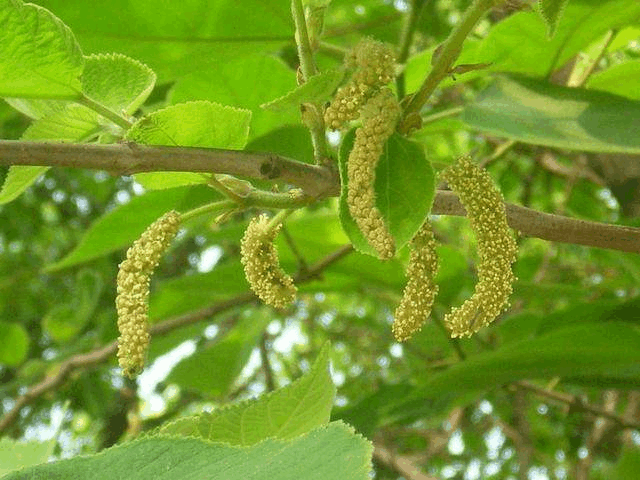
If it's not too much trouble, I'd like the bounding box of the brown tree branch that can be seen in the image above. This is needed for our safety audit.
[2,141,640,253]
[373,444,439,480]
[0,245,354,435]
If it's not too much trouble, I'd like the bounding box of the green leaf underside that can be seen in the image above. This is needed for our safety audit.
[0,166,50,205]
[0,0,83,99]
[538,0,570,37]
[261,69,345,111]
[3,423,372,480]
[45,185,221,272]
[338,131,435,257]
[463,74,640,154]
[0,438,56,476]
[391,322,640,423]
[167,310,272,397]
[161,343,336,445]
[126,101,251,189]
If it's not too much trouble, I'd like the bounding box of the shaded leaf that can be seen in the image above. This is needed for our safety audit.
[463,74,640,154]
[0,321,29,366]
[538,0,570,37]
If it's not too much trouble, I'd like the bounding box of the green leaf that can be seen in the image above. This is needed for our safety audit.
[0,0,83,99]
[392,322,640,422]
[261,69,345,111]
[32,0,294,83]
[81,53,156,116]
[338,131,435,257]
[538,0,570,37]
[0,438,56,477]
[463,74,640,154]
[161,343,336,444]
[587,60,640,101]
[170,55,297,139]
[126,101,251,189]
[608,446,640,480]
[45,185,221,272]
[0,321,29,366]
[0,166,49,205]
[167,309,272,397]
[4,423,371,480]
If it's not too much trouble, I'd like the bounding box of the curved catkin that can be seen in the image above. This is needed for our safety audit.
[439,158,518,338]
[240,214,297,309]
[347,88,400,260]
[324,38,395,130]
[392,219,439,342]
[116,211,181,378]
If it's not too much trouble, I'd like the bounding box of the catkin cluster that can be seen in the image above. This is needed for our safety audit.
[439,158,518,338]
[392,219,439,342]
[347,89,401,260]
[241,214,297,309]
[116,211,181,378]
[324,38,395,130]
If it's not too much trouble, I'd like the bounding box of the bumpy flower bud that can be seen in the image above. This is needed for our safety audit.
[241,214,297,308]
[116,211,181,377]
[393,219,439,342]
[324,38,395,130]
[440,158,518,338]
[347,88,401,260]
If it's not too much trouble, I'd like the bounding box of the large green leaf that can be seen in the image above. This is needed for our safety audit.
[338,131,435,257]
[392,322,640,423]
[0,0,83,99]
[463,74,640,154]
[33,0,293,83]
[167,309,272,397]
[170,55,298,139]
[3,423,372,480]
[127,101,251,189]
[162,343,335,444]
[45,185,221,272]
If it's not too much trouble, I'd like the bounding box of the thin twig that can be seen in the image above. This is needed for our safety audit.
[514,381,640,430]
[373,444,439,480]
[259,334,276,392]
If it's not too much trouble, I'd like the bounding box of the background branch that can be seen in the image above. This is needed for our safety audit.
[2,141,640,253]
[0,245,354,435]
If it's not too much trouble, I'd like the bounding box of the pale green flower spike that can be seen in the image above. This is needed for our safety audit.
[440,158,518,338]
[116,210,181,378]
[241,214,297,309]
[393,219,439,342]
[347,88,400,260]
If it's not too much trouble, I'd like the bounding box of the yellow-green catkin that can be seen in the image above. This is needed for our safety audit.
[347,88,401,260]
[324,38,395,130]
[393,219,440,342]
[116,211,181,378]
[439,158,518,338]
[240,214,297,308]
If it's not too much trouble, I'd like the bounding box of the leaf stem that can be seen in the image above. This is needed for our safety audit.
[399,0,494,133]
[179,200,235,223]
[291,0,331,165]
[77,94,133,131]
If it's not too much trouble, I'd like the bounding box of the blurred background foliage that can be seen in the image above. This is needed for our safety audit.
[1,0,640,479]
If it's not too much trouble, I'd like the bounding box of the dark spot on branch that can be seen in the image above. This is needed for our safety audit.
[260,157,281,179]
